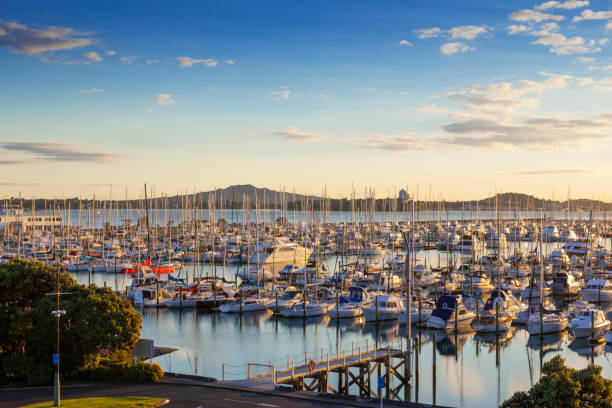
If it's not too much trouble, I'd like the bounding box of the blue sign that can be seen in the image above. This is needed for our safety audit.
[53,354,60,364]
[378,376,385,389]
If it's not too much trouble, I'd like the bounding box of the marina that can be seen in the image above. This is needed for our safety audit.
[7,197,612,408]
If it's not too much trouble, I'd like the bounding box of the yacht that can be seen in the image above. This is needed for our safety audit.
[426,295,475,330]
[280,302,331,318]
[249,237,312,265]
[569,308,610,338]
[218,296,272,313]
[462,270,494,292]
[399,299,435,325]
[471,314,513,333]
[482,289,527,318]
[329,287,369,319]
[454,234,486,255]
[269,287,303,312]
[580,279,612,302]
[527,313,569,335]
[551,271,580,295]
[277,264,302,280]
[369,272,402,291]
[363,294,402,322]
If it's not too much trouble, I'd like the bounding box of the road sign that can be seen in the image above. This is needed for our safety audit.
[53,354,60,364]
[378,376,385,389]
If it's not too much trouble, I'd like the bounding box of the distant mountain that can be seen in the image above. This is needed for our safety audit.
[4,186,611,211]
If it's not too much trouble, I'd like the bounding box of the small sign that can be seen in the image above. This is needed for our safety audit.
[378,376,385,389]
[53,354,60,364]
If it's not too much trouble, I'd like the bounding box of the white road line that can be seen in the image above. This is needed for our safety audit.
[223,399,280,407]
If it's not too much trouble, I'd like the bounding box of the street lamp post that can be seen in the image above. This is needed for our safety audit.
[51,309,65,406]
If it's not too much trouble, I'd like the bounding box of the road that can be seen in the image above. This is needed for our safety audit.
[0,382,361,408]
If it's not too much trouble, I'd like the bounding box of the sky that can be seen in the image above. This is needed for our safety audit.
[1,0,612,200]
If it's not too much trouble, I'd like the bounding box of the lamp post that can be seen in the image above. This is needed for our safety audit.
[51,309,66,407]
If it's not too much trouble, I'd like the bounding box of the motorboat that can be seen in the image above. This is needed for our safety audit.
[218,296,272,313]
[580,279,612,302]
[471,314,513,333]
[551,271,580,295]
[527,313,569,335]
[269,286,303,312]
[426,295,475,330]
[482,289,527,318]
[280,302,331,318]
[568,308,610,338]
[249,237,312,265]
[399,299,435,325]
[363,294,402,322]
[462,270,494,292]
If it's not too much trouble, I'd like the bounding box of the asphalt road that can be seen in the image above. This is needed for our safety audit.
[0,383,360,408]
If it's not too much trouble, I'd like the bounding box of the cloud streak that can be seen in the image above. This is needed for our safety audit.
[0,19,93,55]
[271,126,327,142]
[176,56,218,67]
[156,93,175,106]
[2,142,125,163]
[353,133,431,152]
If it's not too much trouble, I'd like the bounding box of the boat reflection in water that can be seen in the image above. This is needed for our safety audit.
[435,330,472,356]
[569,337,606,359]
[363,320,399,343]
[473,329,514,353]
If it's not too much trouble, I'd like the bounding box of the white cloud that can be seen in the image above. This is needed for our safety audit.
[576,76,594,85]
[533,32,601,55]
[535,0,589,11]
[156,93,175,106]
[80,88,103,94]
[224,59,235,64]
[398,40,413,46]
[269,89,292,100]
[414,27,442,39]
[509,9,564,22]
[83,51,102,62]
[440,42,474,55]
[145,108,153,113]
[176,56,218,67]
[439,115,612,150]
[600,38,610,45]
[120,55,141,64]
[449,25,489,40]
[607,21,612,30]
[271,126,327,142]
[0,19,93,55]
[146,59,159,64]
[106,50,116,56]
[507,25,531,35]
[353,133,431,152]
[577,56,595,62]
[573,9,612,22]
[414,104,470,119]
[444,72,572,116]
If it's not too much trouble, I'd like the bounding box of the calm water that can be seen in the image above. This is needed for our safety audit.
[41,209,611,229]
[70,246,612,408]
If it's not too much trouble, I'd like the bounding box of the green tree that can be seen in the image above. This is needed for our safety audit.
[503,355,612,408]
[0,260,142,384]
[0,260,75,381]
[27,285,143,378]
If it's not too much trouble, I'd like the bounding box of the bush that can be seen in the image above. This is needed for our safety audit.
[120,361,163,383]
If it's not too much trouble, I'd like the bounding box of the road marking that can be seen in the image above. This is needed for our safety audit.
[224,399,279,407]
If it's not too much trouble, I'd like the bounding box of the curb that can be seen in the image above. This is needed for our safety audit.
[161,380,446,408]
[155,398,170,407]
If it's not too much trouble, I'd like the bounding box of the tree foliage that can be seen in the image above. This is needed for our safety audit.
[503,355,612,408]
[0,260,142,384]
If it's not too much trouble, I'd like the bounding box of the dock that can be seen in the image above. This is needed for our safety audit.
[222,338,412,401]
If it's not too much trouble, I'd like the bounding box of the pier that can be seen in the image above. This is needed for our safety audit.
[223,337,412,401]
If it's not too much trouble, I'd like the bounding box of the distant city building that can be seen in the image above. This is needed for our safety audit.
[399,189,407,201]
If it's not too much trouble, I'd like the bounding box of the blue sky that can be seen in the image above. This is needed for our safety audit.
[1,0,612,199]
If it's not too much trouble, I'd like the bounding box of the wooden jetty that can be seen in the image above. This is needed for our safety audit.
[224,338,412,401]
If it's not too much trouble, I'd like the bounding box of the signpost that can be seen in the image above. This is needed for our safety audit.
[378,376,385,408]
